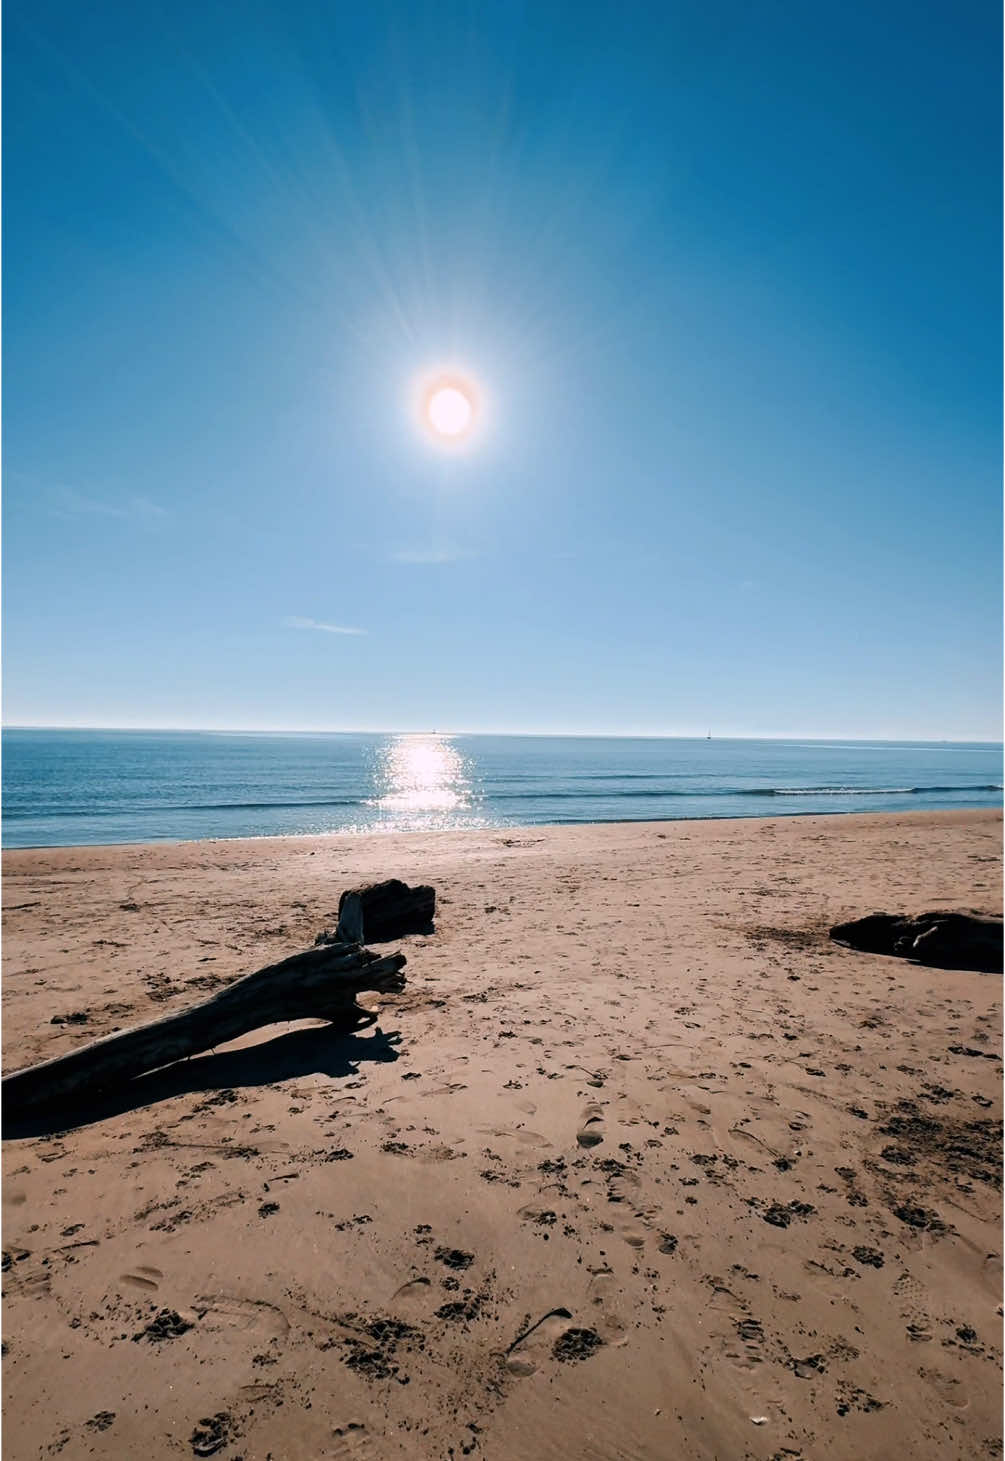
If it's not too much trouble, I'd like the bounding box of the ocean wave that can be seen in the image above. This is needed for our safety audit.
[3,783,999,823]
[3,796,359,819]
[762,783,1002,797]
[490,783,1002,802]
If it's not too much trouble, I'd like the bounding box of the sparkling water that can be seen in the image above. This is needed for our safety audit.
[2,728,1001,848]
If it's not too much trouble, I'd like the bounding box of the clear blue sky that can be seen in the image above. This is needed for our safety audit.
[3,0,1001,739]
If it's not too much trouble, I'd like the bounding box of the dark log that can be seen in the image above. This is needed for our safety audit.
[2,940,406,1118]
[326,879,435,944]
[829,911,1003,974]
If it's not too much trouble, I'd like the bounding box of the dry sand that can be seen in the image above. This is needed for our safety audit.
[2,808,1002,1461]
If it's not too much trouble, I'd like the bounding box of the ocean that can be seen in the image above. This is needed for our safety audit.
[1,729,1001,849]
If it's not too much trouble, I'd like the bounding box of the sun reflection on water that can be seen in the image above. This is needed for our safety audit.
[369,734,482,829]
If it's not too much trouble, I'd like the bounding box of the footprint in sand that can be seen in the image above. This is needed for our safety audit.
[918,1367,970,1410]
[950,1240,1005,1298]
[479,1125,552,1149]
[577,1104,605,1148]
[512,1128,551,1147]
[504,1308,581,1376]
[598,1165,658,1243]
[706,1277,746,1313]
[330,1422,377,1460]
[703,1311,786,1420]
[390,1277,433,1313]
[604,1168,641,1204]
[892,1269,933,1327]
[517,1202,559,1229]
[121,1265,163,1292]
[893,1270,925,1301]
[619,1223,646,1249]
[195,1294,289,1338]
[21,1269,51,1297]
[427,1144,469,1163]
[726,1315,766,1373]
[585,1269,628,1345]
[237,1381,283,1407]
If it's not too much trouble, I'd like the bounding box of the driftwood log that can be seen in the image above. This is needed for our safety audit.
[326,879,436,945]
[830,911,1003,974]
[2,940,406,1119]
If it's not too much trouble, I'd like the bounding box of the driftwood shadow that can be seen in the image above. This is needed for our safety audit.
[3,1022,402,1140]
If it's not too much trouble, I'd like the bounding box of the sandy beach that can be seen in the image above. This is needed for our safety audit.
[2,808,1001,1461]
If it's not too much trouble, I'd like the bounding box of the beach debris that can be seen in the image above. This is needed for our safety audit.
[434,1246,474,1270]
[891,1203,951,1233]
[829,910,1002,973]
[436,1295,485,1322]
[189,1412,233,1456]
[758,1200,815,1228]
[3,935,408,1119]
[85,1413,116,1432]
[879,1099,1001,1189]
[552,1327,604,1362]
[322,879,435,945]
[338,1316,425,1383]
[133,1309,193,1343]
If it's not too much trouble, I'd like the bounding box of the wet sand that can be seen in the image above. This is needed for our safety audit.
[2,809,1002,1460]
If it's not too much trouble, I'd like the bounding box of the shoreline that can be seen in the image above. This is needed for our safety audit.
[3,802,1002,858]
[3,807,1001,1460]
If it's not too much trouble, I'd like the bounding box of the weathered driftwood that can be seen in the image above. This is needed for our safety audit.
[334,891,365,945]
[830,910,1003,974]
[2,940,406,1118]
[325,879,435,945]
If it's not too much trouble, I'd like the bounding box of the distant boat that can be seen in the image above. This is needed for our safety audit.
[706,730,712,740]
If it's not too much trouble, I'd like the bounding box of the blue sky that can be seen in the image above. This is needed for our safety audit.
[3,0,1001,739]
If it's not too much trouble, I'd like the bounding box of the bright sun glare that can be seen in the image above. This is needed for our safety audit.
[427,384,472,438]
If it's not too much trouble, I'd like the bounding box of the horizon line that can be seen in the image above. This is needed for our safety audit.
[2,723,1002,746]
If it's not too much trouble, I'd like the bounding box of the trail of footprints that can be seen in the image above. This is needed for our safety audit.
[92,1087,650,1455]
[9,993,1000,1461]
[576,1102,606,1148]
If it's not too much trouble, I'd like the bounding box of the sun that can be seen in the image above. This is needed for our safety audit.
[426,383,473,438]
[416,372,481,445]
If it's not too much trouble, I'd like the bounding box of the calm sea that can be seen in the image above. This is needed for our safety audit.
[1,729,1001,849]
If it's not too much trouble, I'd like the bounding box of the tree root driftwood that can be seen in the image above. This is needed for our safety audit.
[830,910,1003,974]
[3,939,407,1120]
[325,879,436,945]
